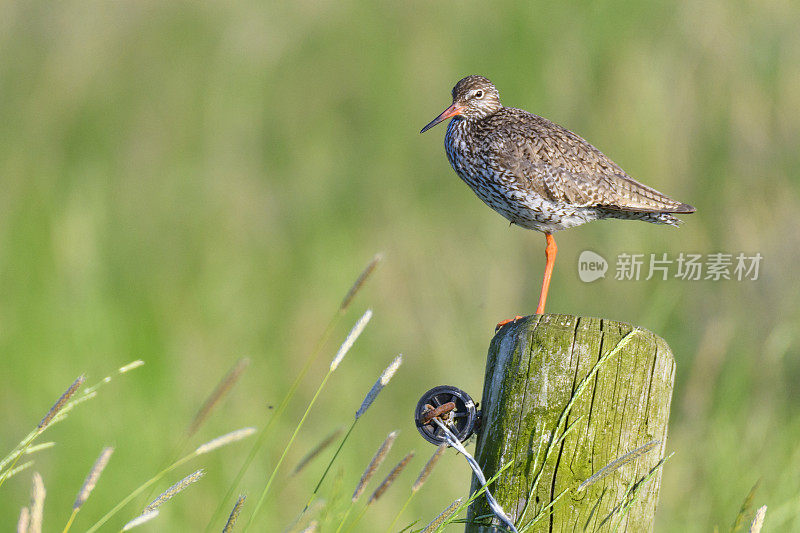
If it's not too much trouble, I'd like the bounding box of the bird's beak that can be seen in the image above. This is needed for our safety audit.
[420,103,464,133]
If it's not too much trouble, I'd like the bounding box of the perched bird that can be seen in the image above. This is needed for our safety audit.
[420,75,695,328]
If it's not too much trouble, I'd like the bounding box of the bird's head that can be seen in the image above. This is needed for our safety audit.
[421,75,501,133]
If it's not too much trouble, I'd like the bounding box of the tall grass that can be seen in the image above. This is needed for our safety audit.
[205,254,382,530]
[62,446,114,532]
[2,364,144,491]
[243,309,373,529]
[84,427,256,532]
[0,358,265,532]
[300,354,403,518]
[385,444,446,533]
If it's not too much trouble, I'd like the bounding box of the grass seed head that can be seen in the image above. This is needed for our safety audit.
[750,505,767,533]
[38,376,85,430]
[352,430,398,502]
[355,355,402,420]
[17,506,30,533]
[300,520,319,533]
[577,439,660,491]
[292,427,344,476]
[413,444,446,492]
[330,309,372,372]
[188,358,250,436]
[73,447,114,510]
[340,253,383,312]
[121,510,159,531]
[421,498,462,532]
[222,494,246,533]
[28,472,45,533]
[119,360,145,373]
[194,427,256,455]
[2,461,33,484]
[368,451,415,504]
[144,469,205,513]
[24,442,55,455]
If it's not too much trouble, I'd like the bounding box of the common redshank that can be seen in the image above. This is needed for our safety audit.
[420,75,695,328]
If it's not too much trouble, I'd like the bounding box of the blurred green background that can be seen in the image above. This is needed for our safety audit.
[1,0,799,531]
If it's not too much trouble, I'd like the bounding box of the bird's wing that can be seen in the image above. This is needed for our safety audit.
[491,111,694,213]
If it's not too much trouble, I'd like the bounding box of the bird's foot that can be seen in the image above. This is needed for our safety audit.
[495,316,524,332]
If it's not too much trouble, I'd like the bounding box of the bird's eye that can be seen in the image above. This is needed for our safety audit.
[475,90,484,98]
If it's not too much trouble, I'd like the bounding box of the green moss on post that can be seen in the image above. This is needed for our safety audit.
[466,314,675,532]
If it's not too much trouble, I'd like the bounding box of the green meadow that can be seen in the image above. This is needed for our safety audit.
[1,0,799,530]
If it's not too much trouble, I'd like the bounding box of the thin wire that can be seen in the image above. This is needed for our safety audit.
[432,419,517,532]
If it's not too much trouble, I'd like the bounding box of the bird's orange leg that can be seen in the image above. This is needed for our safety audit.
[536,232,557,315]
[495,232,558,331]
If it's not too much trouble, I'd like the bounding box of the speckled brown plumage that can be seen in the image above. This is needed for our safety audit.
[422,75,695,233]
[420,75,696,320]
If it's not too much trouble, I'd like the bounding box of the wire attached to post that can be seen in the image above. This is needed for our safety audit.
[432,419,518,532]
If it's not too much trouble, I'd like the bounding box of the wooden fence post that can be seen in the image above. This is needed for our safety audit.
[465,314,675,532]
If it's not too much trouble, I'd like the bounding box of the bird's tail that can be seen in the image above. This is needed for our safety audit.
[600,209,686,227]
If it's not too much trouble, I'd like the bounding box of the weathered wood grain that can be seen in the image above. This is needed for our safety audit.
[465,314,675,532]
